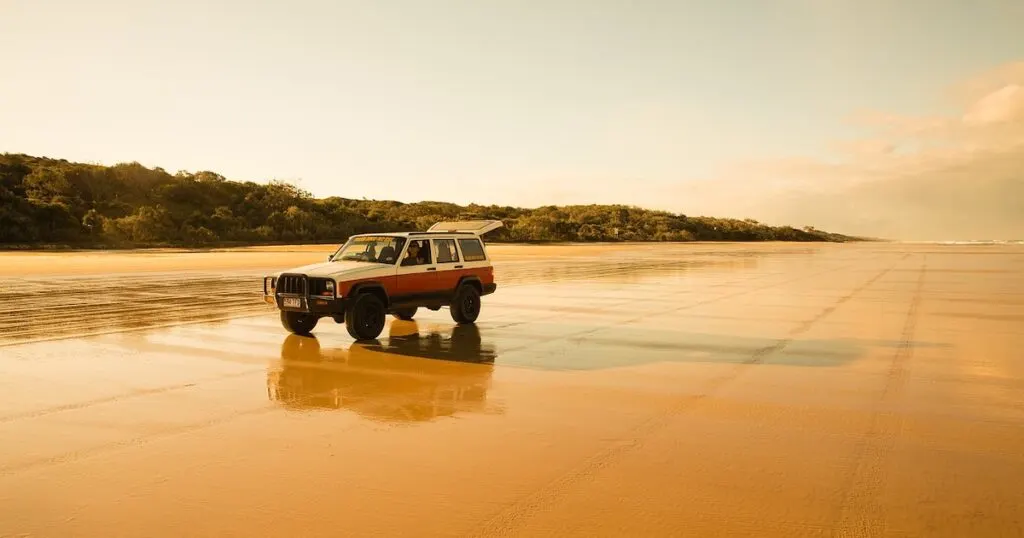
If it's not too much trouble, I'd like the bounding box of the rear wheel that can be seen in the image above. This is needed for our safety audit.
[392,306,417,321]
[280,311,319,335]
[346,293,386,340]
[450,284,481,324]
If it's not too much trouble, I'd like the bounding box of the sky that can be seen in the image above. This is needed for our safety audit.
[2,0,1023,239]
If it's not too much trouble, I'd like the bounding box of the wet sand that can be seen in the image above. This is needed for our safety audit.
[1,242,1023,537]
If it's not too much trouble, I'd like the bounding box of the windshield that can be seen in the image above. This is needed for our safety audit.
[329,235,407,264]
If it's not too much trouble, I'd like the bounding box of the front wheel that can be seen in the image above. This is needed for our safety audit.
[346,293,387,341]
[281,311,319,335]
[392,307,417,321]
[450,284,481,324]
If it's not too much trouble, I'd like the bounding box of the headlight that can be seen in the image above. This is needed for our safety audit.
[264,277,276,293]
[324,280,335,297]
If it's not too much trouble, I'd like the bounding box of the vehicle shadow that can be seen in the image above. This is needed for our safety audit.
[267,322,502,422]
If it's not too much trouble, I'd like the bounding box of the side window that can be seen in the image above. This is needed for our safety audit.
[458,238,486,262]
[435,239,459,264]
[400,239,432,266]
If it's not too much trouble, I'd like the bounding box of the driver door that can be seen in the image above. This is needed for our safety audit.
[395,239,438,300]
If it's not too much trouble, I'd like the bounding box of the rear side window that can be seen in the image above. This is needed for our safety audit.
[434,239,459,263]
[458,238,486,261]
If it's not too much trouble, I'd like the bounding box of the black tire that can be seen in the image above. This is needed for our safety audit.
[450,284,481,324]
[392,307,417,321]
[281,311,319,335]
[346,293,387,341]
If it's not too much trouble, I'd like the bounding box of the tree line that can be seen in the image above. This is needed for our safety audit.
[0,153,864,248]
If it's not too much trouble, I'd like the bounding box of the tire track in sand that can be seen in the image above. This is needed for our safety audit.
[487,258,871,354]
[0,274,270,346]
[0,369,265,424]
[743,262,895,365]
[0,360,372,477]
[832,257,927,538]
[466,261,898,537]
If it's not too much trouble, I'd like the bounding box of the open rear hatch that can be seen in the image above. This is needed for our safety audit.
[427,220,504,235]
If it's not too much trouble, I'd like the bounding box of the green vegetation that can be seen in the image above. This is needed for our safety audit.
[1,153,863,248]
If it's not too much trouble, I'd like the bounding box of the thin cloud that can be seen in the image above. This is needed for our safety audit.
[675,60,1024,240]
[964,84,1024,126]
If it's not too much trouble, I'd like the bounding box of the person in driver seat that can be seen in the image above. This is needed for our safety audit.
[401,241,427,266]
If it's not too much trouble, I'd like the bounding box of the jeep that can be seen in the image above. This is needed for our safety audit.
[262,220,502,340]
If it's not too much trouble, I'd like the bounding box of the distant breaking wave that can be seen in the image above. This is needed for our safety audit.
[914,240,1024,245]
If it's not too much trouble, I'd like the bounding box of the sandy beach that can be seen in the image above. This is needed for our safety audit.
[1,242,1023,537]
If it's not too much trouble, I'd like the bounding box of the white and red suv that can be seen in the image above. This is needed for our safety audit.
[262,220,502,340]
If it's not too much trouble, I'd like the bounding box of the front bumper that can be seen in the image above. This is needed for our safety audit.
[265,273,346,316]
[266,293,349,315]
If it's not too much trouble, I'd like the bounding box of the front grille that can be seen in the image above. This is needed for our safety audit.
[277,274,307,295]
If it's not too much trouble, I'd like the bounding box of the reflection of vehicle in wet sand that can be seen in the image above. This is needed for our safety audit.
[268,322,501,422]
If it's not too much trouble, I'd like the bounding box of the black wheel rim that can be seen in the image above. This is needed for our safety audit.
[463,294,479,317]
[361,302,384,332]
